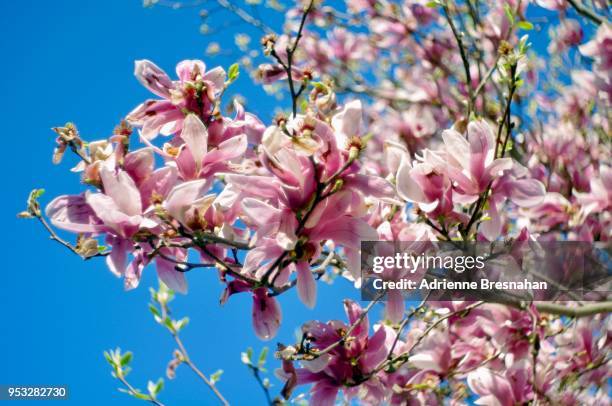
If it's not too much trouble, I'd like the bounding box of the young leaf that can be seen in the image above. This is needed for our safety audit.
[258,347,268,368]
[210,369,223,385]
[228,63,240,83]
[120,351,133,367]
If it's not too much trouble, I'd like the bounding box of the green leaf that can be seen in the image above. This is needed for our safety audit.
[258,347,269,368]
[425,0,438,7]
[148,304,161,318]
[155,378,164,394]
[147,378,164,396]
[131,391,151,401]
[311,81,326,91]
[210,369,223,385]
[120,351,133,367]
[173,317,190,332]
[103,351,113,365]
[517,21,533,31]
[228,63,240,83]
[163,317,175,333]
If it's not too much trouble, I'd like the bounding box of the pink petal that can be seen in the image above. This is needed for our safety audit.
[156,255,187,294]
[331,99,362,148]
[181,114,208,172]
[124,148,154,184]
[45,194,104,233]
[385,289,405,323]
[106,236,132,277]
[467,120,495,174]
[396,159,427,202]
[86,192,141,238]
[296,262,317,309]
[310,382,339,406]
[99,165,142,216]
[139,166,178,208]
[134,60,173,98]
[202,66,226,90]
[202,134,247,165]
[176,60,206,82]
[508,178,546,207]
[241,198,281,227]
[176,147,198,180]
[344,174,396,200]
[164,179,212,225]
[442,129,470,171]
[252,288,281,340]
[309,217,377,249]
[480,199,502,241]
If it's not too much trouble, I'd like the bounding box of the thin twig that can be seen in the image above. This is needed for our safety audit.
[116,375,165,406]
[442,1,474,117]
[567,0,605,25]
[246,364,273,405]
[36,215,108,259]
[172,333,229,406]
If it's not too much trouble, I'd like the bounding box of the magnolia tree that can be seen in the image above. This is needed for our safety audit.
[20,0,611,405]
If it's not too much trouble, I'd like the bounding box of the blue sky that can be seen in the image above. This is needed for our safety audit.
[0,1,362,404]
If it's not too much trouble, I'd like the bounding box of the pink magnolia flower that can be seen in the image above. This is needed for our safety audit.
[574,165,612,217]
[396,149,456,218]
[579,24,612,101]
[127,59,226,139]
[468,361,533,406]
[548,19,583,53]
[480,163,546,240]
[442,120,513,200]
[241,190,378,307]
[173,114,247,180]
[285,300,392,405]
[579,24,612,71]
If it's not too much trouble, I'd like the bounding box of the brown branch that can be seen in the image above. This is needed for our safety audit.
[567,0,605,25]
[442,1,474,117]
[172,333,229,406]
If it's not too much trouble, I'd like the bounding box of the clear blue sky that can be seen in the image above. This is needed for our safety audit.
[0,1,360,404]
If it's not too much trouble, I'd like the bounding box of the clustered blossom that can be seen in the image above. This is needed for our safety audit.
[28,0,612,404]
[278,300,611,405]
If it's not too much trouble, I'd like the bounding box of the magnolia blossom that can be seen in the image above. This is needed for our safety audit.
[127,59,226,139]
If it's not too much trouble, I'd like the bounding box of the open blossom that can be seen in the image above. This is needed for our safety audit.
[127,59,226,139]
[169,113,247,180]
[579,23,612,71]
[579,24,612,101]
[395,119,544,238]
[574,165,612,217]
[397,149,456,218]
[280,300,393,406]
[442,120,513,200]
[468,361,533,406]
